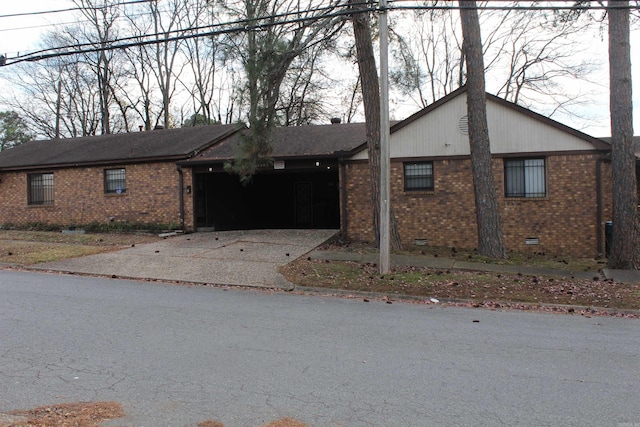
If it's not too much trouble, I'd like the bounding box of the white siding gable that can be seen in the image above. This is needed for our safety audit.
[351,92,600,160]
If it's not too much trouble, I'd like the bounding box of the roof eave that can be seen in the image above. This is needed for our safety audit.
[0,155,190,172]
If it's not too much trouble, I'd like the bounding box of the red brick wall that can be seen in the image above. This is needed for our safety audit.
[0,162,189,228]
[343,154,612,258]
[182,167,195,231]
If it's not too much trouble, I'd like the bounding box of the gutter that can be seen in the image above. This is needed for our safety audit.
[339,159,348,238]
[177,165,185,229]
[596,156,608,257]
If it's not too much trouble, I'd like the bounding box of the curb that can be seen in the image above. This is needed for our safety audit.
[8,266,296,292]
[292,285,640,318]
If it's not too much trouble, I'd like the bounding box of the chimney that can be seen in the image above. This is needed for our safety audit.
[154,124,164,130]
[139,125,144,132]
[330,117,341,124]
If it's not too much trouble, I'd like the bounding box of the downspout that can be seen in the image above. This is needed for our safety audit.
[596,156,605,257]
[339,159,348,239]
[177,165,185,229]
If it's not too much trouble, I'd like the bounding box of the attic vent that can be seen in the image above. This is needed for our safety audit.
[458,115,469,135]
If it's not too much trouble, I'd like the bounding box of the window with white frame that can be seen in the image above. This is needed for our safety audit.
[504,158,546,198]
[404,162,434,191]
[104,168,126,194]
[28,173,54,205]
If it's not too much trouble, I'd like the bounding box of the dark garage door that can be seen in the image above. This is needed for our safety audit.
[194,169,340,230]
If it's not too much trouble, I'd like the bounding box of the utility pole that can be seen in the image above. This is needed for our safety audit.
[55,78,63,139]
[379,0,390,274]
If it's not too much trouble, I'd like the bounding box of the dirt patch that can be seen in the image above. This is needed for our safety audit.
[321,240,605,272]
[5,402,124,427]
[4,403,308,427]
[281,257,640,314]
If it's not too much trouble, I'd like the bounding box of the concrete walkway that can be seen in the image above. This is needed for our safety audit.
[33,229,338,289]
[28,229,640,286]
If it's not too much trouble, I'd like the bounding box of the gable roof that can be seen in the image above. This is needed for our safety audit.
[0,124,242,171]
[183,122,367,164]
[390,86,611,152]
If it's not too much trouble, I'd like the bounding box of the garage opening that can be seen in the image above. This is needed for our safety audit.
[194,168,340,230]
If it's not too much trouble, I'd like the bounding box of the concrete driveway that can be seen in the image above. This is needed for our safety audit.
[33,229,337,289]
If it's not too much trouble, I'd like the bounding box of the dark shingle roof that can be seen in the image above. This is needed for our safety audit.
[0,124,242,170]
[184,123,367,163]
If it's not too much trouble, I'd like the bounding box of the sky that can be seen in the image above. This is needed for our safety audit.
[0,0,639,138]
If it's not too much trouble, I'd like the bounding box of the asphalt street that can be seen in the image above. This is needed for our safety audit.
[1,270,639,427]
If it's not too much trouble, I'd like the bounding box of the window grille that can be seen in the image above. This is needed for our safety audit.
[105,168,126,194]
[404,162,434,191]
[505,158,546,198]
[28,173,54,205]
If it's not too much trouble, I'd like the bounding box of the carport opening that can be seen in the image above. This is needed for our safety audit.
[194,169,340,230]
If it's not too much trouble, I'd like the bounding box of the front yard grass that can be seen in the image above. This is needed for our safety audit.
[0,230,162,265]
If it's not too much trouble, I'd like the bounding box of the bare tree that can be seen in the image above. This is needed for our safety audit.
[276,44,332,126]
[390,5,463,107]
[176,0,231,125]
[607,0,639,269]
[149,0,189,128]
[1,48,103,139]
[119,40,159,131]
[73,0,124,134]
[390,1,599,122]
[459,0,507,259]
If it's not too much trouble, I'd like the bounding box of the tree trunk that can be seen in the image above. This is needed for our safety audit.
[607,0,639,269]
[349,0,402,250]
[459,0,507,259]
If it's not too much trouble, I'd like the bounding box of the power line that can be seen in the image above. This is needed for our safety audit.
[0,0,154,19]
[8,1,353,63]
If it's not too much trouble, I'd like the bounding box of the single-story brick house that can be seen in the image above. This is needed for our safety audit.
[0,124,241,228]
[0,87,616,257]
[345,88,613,257]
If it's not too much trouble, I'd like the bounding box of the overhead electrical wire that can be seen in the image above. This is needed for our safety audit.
[1,0,637,67]
[0,0,154,19]
[6,0,355,64]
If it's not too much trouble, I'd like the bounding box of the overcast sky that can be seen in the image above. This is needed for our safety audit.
[0,0,638,137]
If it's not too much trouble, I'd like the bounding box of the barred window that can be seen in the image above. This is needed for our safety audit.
[404,162,434,191]
[505,158,546,198]
[28,173,54,205]
[105,168,126,194]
